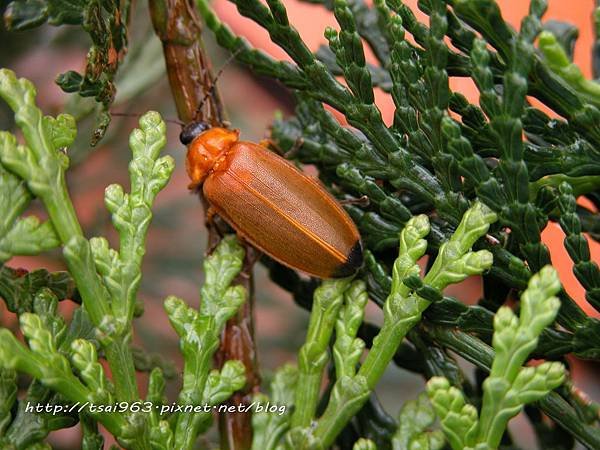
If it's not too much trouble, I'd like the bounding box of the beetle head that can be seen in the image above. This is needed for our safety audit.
[180,121,211,145]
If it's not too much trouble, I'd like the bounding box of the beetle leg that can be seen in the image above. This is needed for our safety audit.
[238,238,263,278]
[260,136,304,158]
[205,207,222,254]
[259,138,278,151]
[235,230,249,246]
[246,245,262,266]
[234,233,263,267]
[205,207,229,238]
[205,209,235,254]
[340,195,370,207]
[206,206,218,227]
[284,136,304,159]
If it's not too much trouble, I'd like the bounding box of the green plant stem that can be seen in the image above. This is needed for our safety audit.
[313,203,495,447]
[427,324,600,449]
[60,238,141,413]
[42,184,82,242]
[538,30,600,107]
[104,337,140,403]
[105,339,149,450]
[62,237,111,325]
[175,389,209,449]
[165,237,246,449]
[174,339,218,449]
[292,280,349,428]
[530,174,600,199]
[292,372,322,429]
[474,267,563,448]
[49,211,141,417]
[557,182,600,314]
[314,296,426,446]
[360,302,426,390]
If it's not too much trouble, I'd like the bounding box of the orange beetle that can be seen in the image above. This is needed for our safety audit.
[181,122,362,278]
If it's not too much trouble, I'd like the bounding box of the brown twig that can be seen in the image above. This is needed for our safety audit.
[148,2,259,449]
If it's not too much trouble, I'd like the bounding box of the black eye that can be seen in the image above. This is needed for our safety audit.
[180,121,210,145]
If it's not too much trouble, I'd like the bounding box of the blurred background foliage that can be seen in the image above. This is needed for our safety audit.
[0,0,599,448]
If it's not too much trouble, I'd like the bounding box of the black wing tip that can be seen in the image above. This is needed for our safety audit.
[332,240,363,278]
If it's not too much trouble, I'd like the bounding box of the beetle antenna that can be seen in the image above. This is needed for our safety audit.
[112,111,184,126]
[340,195,370,207]
[194,47,243,118]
